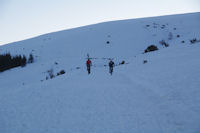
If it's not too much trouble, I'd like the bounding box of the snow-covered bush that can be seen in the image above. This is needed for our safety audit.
[76,67,80,69]
[161,25,165,29]
[120,60,125,64]
[47,69,54,79]
[168,32,173,40]
[57,70,65,76]
[190,38,197,44]
[143,60,147,64]
[159,40,169,47]
[144,45,158,53]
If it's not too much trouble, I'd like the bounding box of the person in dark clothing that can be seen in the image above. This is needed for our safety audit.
[109,60,115,75]
[86,59,92,74]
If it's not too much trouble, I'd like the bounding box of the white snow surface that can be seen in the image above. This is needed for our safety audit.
[0,12,200,133]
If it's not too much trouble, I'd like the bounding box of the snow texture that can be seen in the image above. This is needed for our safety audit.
[0,12,200,133]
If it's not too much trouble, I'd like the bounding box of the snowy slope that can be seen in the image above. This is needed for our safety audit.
[0,12,200,133]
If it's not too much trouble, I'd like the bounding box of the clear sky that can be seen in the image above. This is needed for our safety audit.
[0,0,199,45]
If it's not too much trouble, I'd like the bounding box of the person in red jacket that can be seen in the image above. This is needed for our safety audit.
[86,59,92,74]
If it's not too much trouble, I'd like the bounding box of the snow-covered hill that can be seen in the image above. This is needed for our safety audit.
[0,12,200,133]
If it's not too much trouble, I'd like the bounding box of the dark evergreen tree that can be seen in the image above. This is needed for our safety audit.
[21,55,27,67]
[0,53,28,72]
[28,53,34,63]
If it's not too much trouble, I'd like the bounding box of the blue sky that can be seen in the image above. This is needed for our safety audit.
[0,0,199,45]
